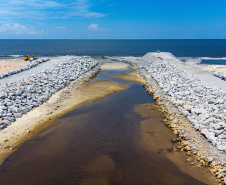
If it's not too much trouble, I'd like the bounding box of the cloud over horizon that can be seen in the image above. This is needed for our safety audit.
[0,23,44,35]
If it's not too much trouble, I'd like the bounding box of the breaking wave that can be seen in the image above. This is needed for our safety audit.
[178,57,226,66]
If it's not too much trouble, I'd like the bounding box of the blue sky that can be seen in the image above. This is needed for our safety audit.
[0,0,225,39]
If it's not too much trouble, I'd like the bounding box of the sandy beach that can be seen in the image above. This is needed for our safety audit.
[202,65,226,73]
[0,60,29,74]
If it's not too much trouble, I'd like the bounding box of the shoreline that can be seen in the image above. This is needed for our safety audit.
[134,103,217,184]
[0,63,129,165]
[106,54,226,184]
[108,69,217,184]
[0,64,216,185]
[145,84,224,183]
[202,64,226,73]
[0,67,100,164]
[142,68,226,184]
[0,56,225,183]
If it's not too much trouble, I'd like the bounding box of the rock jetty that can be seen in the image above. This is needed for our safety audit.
[104,53,226,183]
[212,71,226,81]
[141,53,226,152]
[0,56,99,129]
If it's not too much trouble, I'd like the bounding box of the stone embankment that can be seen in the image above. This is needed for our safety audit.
[0,58,50,79]
[0,56,99,129]
[212,71,226,81]
[104,53,226,183]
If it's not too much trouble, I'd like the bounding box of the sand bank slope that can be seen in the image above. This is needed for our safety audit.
[0,70,128,165]
[106,53,226,184]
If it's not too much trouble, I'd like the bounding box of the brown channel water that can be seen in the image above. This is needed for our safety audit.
[0,68,213,185]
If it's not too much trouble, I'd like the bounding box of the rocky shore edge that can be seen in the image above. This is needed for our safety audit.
[0,59,102,165]
[0,56,99,129]
[212,71,226,81]
[104,53,226,184]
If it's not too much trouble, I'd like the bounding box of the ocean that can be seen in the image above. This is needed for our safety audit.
[1,39,226,64]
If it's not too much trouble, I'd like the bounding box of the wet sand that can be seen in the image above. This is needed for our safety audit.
[113,71,217,184]
[134,103,216,184]
[108,69,147,85]
[0,67,128,165]
[0,66,217,185]
[0,60,29,74]
[101,62,130,71]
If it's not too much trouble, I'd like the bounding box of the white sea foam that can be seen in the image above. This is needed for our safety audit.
[178,57,226,66]
[9,55,22,57]
[201,57,226,60]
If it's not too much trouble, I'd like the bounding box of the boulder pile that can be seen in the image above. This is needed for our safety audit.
[106,53,226,154]
[0,56,99,129]
[212,71,226,81]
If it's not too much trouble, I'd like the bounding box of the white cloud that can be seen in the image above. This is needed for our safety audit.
[0,0,107,20]
[88,24,99,30]
[0,23,43,35]
[88,24,107,31]
[0,23,26,34]
[29,30,44,35]
[70,0,106,18]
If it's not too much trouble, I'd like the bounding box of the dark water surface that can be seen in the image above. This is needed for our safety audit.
[1,39,226,58]
[0,70,209,185]
[201,59,226,65]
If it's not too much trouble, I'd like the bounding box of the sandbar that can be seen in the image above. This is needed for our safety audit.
[108,69,146,85]
[101,62,130,71]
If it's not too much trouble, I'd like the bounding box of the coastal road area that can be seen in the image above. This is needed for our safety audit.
[0,57,64,87]
[170,57,226,91]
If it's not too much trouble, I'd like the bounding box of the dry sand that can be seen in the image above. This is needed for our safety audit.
[202,65,226,73]
[0,70,128,164]
[101,62,130,71]
[0,60,29,74]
